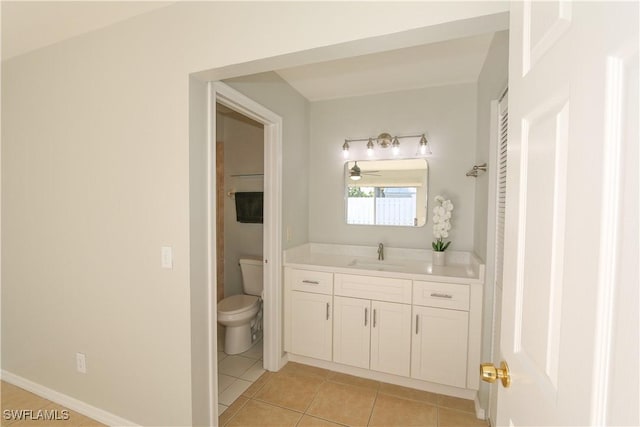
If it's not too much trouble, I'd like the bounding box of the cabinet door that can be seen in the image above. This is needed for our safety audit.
[411,305,468,387]
[370,300,411,377]
[333,296,370,369]
[290,291,332,361]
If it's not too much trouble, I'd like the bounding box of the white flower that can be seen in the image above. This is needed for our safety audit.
[443,200,454,211]
[432,195,454,249]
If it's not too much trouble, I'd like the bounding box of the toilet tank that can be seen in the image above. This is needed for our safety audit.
[239,258,264,296]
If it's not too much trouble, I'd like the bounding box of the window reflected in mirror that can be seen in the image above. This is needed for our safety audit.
[345,159,428,227]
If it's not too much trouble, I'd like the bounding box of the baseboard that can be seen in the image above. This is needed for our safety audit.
[1,370,139,426]
[474,395,486,420]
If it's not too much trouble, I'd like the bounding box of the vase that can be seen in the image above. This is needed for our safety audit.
[432,251,446,266]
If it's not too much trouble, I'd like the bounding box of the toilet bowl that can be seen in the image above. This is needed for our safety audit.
[217,258,263,355]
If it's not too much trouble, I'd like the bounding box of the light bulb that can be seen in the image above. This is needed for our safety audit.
[367,138,374,156]
[342,141,349,159]
[391,137,400,156]
[419,134,429,155]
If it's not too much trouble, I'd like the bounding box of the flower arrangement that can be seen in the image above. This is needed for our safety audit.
[432,195,453,252]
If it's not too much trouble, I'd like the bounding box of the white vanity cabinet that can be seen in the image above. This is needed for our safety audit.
[411,281,470,388]
[283,246,484,401]
[369,300,412,376]
[333,296,370,369]
[333,296,412,376]
[284,268,333,361]
[333,273,412,376]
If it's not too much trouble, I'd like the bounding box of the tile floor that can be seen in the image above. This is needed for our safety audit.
[218,338,265,415]
[219,361,489,427]
[0,381,104,427]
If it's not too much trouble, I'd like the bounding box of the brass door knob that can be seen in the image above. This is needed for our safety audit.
[480,361,511,388]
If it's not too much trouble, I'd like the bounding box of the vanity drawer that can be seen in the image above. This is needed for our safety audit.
[413,281,469,311]
[335,273,412,304]
[289,269,333,295]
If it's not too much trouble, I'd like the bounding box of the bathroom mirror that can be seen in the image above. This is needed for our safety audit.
[344,158,428,227]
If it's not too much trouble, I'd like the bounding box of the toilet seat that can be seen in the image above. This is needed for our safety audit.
[218,294,260,315]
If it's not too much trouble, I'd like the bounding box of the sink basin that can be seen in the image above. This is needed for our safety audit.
[347,259,405,271]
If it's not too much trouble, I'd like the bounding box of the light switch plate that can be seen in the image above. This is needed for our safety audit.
[161,246,173,269]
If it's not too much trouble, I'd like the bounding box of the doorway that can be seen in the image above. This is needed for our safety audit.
[208,82,283,422]
[215,101,265,413]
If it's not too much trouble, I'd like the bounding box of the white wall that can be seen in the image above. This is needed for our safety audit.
[309,84,477,250]
[472,30,509,415]
[473,30,509,261]
[1,2,509,424]
[188,76,209,426]
[225,73,311,250]
[221,113,264,298]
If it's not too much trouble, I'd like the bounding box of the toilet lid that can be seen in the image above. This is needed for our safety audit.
[217,294,259,314]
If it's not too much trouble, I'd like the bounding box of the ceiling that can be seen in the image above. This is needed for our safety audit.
[2,2,496,101]
[1,1,174,61]
[275,33,494,101]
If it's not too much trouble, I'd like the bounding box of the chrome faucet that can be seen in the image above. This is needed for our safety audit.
[377,243,384,261]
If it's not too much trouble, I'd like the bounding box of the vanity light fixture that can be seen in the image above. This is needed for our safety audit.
[342,132,430,157]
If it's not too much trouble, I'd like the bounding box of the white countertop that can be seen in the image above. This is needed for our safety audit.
[283,243,485,285]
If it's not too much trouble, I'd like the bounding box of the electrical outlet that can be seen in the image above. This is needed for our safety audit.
[76,352,86,374]
[286,226,292,242]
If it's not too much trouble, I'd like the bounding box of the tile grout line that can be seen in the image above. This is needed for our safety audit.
[301,375,327,414]
[220,394,249,427]
[365,388,380,427]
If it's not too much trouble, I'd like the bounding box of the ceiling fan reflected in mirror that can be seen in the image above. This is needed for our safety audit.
[349,161,380,181]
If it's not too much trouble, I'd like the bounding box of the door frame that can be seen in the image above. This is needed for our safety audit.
[207,81,284,422]
[486,87,507,424]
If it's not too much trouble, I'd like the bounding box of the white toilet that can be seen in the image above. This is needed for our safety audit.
[217,258,264,355]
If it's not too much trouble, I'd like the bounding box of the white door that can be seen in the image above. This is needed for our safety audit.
[412,306,468,388]
[290,291,332,361]
[497,1,638,425]
[370,301,411,377]
[333,296,371,369]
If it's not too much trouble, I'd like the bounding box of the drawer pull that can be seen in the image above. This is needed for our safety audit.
[364,308,368,326]
[415,314,419,334]
[326,303,330,320]
[302,280,320,285]
[430,292,453,299]
[373,309,377,328]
